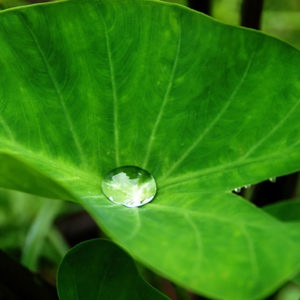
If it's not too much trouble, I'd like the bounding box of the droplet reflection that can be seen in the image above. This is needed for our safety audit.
[233,187,242,193]
[101,166,157,208]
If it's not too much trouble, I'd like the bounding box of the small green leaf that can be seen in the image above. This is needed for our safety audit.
[57,239,170,300]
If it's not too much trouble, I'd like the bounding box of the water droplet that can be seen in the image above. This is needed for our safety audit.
[269,177,276,183]
[233,187,241,193]
[101,166,157,208]
[244,184,251,189]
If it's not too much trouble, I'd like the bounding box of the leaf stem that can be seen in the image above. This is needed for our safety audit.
[21,199,63,271]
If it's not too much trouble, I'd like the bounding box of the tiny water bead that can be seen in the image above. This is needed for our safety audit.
[101,166,157,208]
[233,184,252,193]
[233,187,242,193]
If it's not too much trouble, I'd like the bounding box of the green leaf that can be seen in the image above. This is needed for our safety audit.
[264,200,300,222]
[293,273,300,286]
[0,153,75,201]
[86,191,300,299]
[57,239,170,300]
[263,199,300,285]
[1,0,300,298]
[21,198,64,271]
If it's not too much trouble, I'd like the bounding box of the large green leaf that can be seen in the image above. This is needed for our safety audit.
[86,191,300,299]
[0,0,300,298]
[57,239,170,300]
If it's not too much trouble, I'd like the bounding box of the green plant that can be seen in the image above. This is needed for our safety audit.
[0,0,299,299]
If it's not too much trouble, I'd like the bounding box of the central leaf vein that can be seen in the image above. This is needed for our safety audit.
[101,15,120,166]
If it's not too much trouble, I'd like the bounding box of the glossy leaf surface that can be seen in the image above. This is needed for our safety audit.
[57,239,169,300]
[0,1,300,299]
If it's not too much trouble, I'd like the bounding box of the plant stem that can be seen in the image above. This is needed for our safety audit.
[21,199,63,271]
[47,227,69,260]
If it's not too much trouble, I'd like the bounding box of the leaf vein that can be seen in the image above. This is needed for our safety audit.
[21,15,87,168]
[160,148,298,190]
[162,51,256,179]
[0,116,15,142]
[149,203,269,229]
[240,225,259,279]
[142,24,182,168]
[184,213,204,263]
[101,15,120,166]
[239,97,300,160]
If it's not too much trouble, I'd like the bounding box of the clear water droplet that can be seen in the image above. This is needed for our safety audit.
[101,166,157,208]
[269,177,276,183]
[244,184,251,189]
[233,187,242,193]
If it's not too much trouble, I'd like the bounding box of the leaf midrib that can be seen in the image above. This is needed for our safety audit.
[142,19,182,169]
[100,10,120,167]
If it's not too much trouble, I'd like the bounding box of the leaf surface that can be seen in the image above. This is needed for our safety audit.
[85,191,300,299]
[263,200,300,286]
[57,239,169,300]
[264,200,300,222]
[0,0,300,298]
